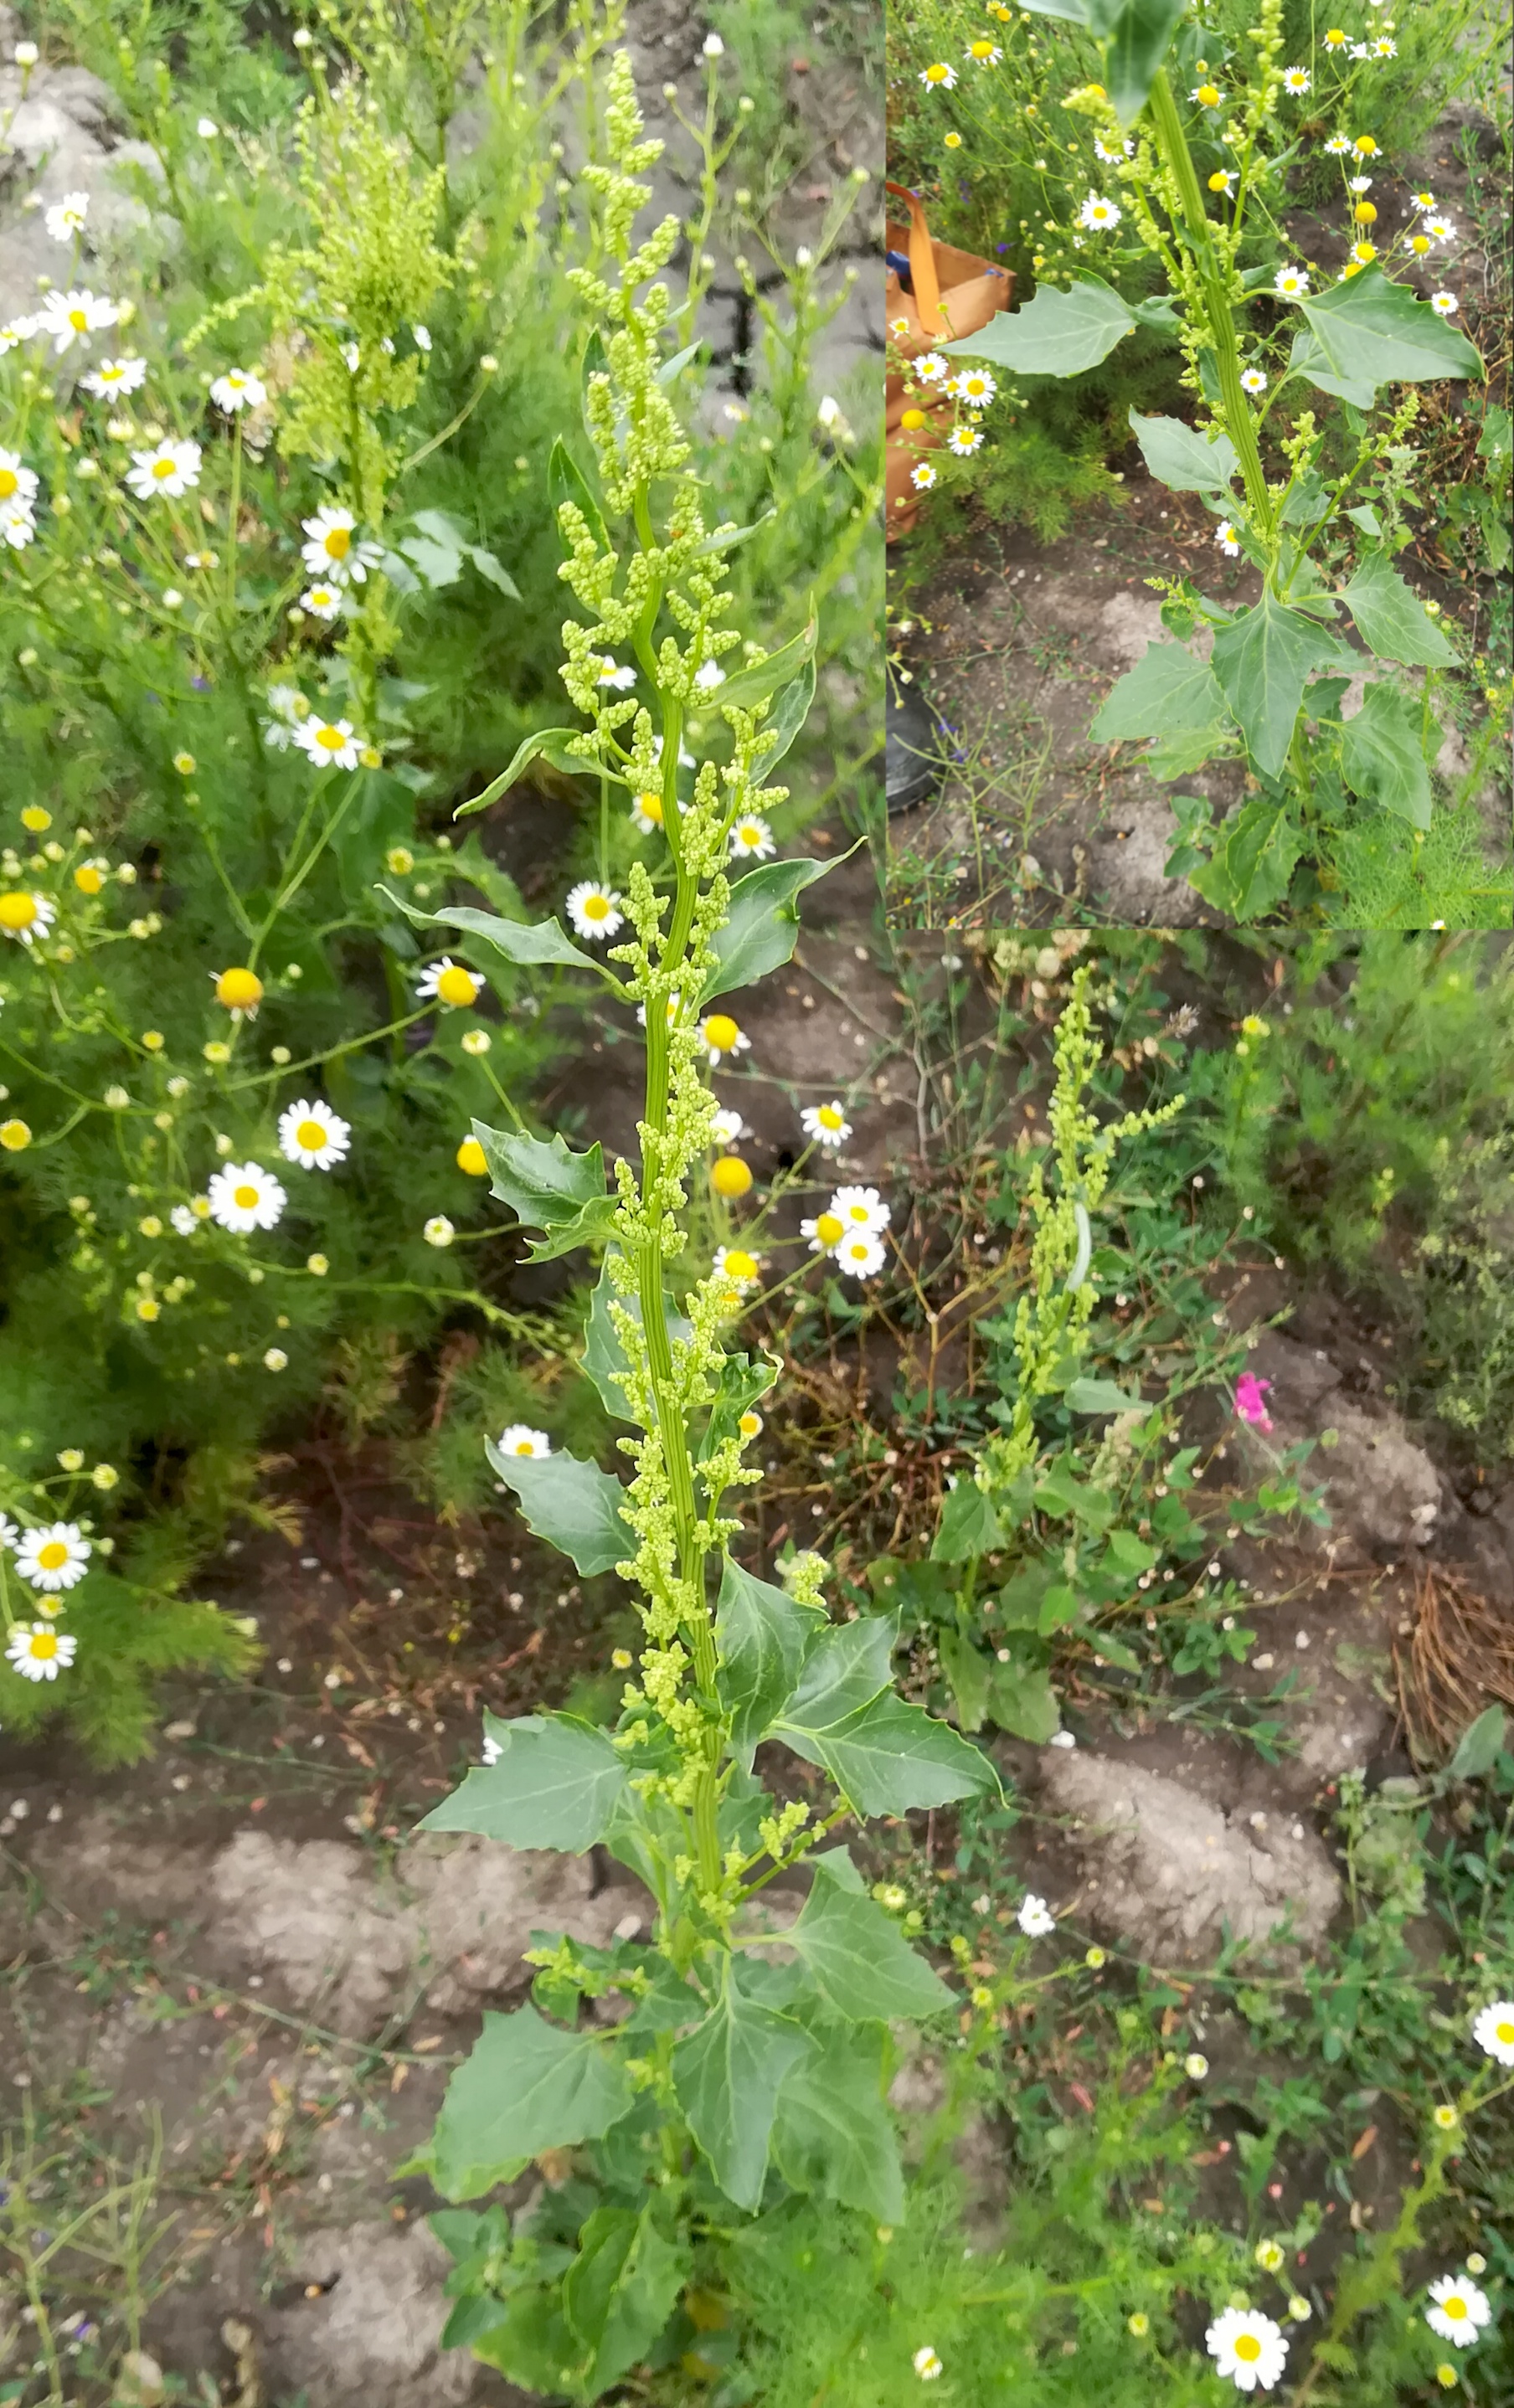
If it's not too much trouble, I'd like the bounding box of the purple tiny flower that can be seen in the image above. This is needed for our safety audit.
[996,243,1009,253]
[1235,1373,1274,1433]
[190,673,211,691]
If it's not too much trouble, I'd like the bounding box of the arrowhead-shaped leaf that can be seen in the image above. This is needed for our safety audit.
[930,1480,1005,1562]
[1294,265,1484,402]
[487,1443,633,1576]
[1340,681,1434,830]
[775,1615,897,1733]
[1209,590,1353,781]
[715,1559,827,1766]
[378,889,604,975]
[471,1124,618,1264]
[432,2007,632,2198]
[712,615,819,711]
[1190,792,1304,920]
[1340,551,1458,667]
[775,1678,1001,1816]
[1065,1376,1146,1412]
[943,275,1136,378]
[672,1967,809,2210]
[1127,410,1238,493]
[787,1854,955,2020]
[1090,641,1229,743]
[416,1712,628,1850]
[771,2020,904,2223]
[702,857,832,1002]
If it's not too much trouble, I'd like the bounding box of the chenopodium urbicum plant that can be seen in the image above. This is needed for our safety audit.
[939,0,1504,926]
[396,62,996,2401]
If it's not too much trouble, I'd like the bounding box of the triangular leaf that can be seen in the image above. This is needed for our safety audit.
[1089,641,1228,744]
[787,1860,955,2020]
[771,2020,904,2223]
[379,889,603,975]
[1340,681,1434,830]
[1295,265,1484,399]
[702,857,833,1002]
[432,2007,632,2199]
[487,1443,633,1576]
[416,1713,628,1850]
[712,615,818,711]
[715,1559,826,1767]
[1341,550,1458,667]
[672,1967,808,2210]
[1209,590,1353,781]
[1127,409,1238,492]
[943,273,1135,378]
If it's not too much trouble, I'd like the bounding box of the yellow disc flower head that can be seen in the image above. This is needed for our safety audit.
[712,1155,754,1199]
[214,965,264,1013]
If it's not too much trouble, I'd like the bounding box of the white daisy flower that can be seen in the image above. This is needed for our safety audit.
[1410,190,1436,211]
[1372,35,1396,54]
[831,1185,890,1232]
[126,439,203,500]
[170,1206,198,1235]
[1281,67,1311,92]
[0,445,38,501]
[1205,2307,1290,2392]
[801,1208,846,1256]
[596,656,637,690]
[693,659,726,691]
[713,1244,762,1294]
[210,368,267,413]
[0,503,36,552]
[1424,216,1457,241]
[729,814,775,862]
[1348,176,1374,193]
[1017,1893,1056,1937]
[301,505,382,585]
[206,1161,286,1233]
[711,1108,750,1147]
[1349,43,1369,59]
[80,356,147,398]
[14,1522,91,1592]
[565,881,624,940]
[1324,134,1352,155]
[911,461,938,492]
[293,716,362,770]
[277,1099,351,1171]
[0,1515,17,1550]
[481,1731,502,1764]
[0,891,55,944]
[1078,193,1122,230]
[630,790,667,835]
[1274,267,1311,298]
[913,2348,943,2381]
[496,1425,552,1459]
[919,61,957,89]
[1424,2276,1491,2347]
[6,1623,79,1681]
[44,191,90,243]
[1190,83,1225,105]
[424,1215,456,1247]
[40,288,119,353]
[698,1011,751,1067]
[1429,292,1459,316]
[965,40,1001,64]
[1215,522,1242,555]
[1094,137,1135,163]
[300,582,343,620]
[801,1102,851,1149]
[914,352,949,384]
[948,425,982,456]
[1471,1999,1514,2064]
[836,1231,886,1279]
[0,316,39,352]
[1239,368,1268,393]
[416,956,483,1008]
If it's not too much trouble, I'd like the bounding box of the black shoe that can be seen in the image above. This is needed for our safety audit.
[886,671,945,816]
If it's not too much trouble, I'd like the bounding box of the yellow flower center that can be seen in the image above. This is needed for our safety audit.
[1208,172,1231,191]
[69,308,88,331]
[818,1106,844,1130]
[315,724,346,750]
[925,64,948,81]
[711,1155,753,1199]
[724,1249,759,1283]
[1411,234,1430,253]
[28,1629,59,1657]
[152,456,175,478]
[38,1541,70,1570]
[1444,2297,1467,2321]
[435,965,478,1006]
[1497,2020,1514,2044]
[582,893,610,920]
[1326,28,1344,40]
[704,1013,739,1052]
[738,1411,762,1438]
[816,1212,845,1246]
[1197,85,1220,105]
[75,865,103,893]
[0,469,16,497]
[901,409,925,430]
[1234,2335,1262,2362]
[0,1119,30,1150]
[0,892,39,929]
[296,1119,327,1151]
[510,1438,537,1454]
[636,792,664,825]
[1355,202,1378,224]
[970,39,995,57]
[323,526,352,558]
[456,1138,488,1176]
[1355,136,1377,154]
[233,1183,260,1210]
[215,966,263,1011]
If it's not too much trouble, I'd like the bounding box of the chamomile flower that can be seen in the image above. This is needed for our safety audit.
[44,190,91,242]
[277,1099,351,1171]
[1254,2241,1286,2273]
[301,505,381,585]
[208,1161,286,1233]
[1430,292,1459,316]
[210,368,267,413]
[911,461,938,491]
[39,287,118,353]
[416,957,483,1008]
[1281,67,1311,92]
[1017,1893,1056,1937]
[1425,2276,1491,2346]
[913,2348,943,2381]
[1349,175,1374,193]
[1424,215,1457,242]
[1205,2308,1289,2392]
[1078,193,1122,230]
[1372,35,1397,54]
[919,61,957,89]
[1215,521,1242,555]
[80,355,146,399]
[14,1522,91,1592]
[424,1215,455,1247]
[0,891,54,944]
[126,438,203,499]
[836,1231,886,1279]
[953,366,998,409]
[7,1623,78,1681]
[1190,82,1224,105]
[261,686,305,749]
[1274,266,1311,298]
[729,814,775,862]
[1410,190,1436,211]
[0,501,34,548]
[711,1108,750,1147]
[1323,28,1347,49]
[699,1012,751,1066]
[714,1248,763,1304]
[831,1185,890,1232]
[801,1101,852,1149]
[293,716,362,770]
[1239,368,1268,394]
[1324,131,1352,152]
[496,1425,552,1459]
[1185,2053,1210,2079]
[630,791,666,834]
[1471,1999,1514,2063]
[914,352,949,383]
[596,655,638,690]
[565,882,624,940]
[948,425,983,456]
[1094,136,1136,163]
[1351,242,1378,265]
[1208,168,1238,193]
[0,316,38,352]
[965,39,1001,64]
[0,446,37,506]
[301,582,343,620]
[801,1209,846,1255]
[171,1206,198,1236]
[1353,134,1379,156]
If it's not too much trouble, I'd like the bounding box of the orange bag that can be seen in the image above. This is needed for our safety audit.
[885,183,1014,541]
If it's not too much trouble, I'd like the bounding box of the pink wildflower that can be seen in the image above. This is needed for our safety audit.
[1235,1373,1274,1432]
